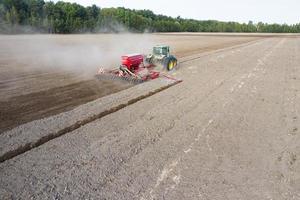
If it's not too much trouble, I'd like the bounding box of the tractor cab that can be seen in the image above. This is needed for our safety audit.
[152,45,170,57]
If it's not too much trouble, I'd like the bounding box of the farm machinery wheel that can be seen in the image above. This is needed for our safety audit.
[164,56,177,71]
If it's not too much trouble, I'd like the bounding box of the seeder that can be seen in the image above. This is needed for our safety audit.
[95,45,180,84]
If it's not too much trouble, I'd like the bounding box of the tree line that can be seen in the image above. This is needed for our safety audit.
[1,0,300,34]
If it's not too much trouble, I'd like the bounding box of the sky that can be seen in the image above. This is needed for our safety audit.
[50,0,300,24]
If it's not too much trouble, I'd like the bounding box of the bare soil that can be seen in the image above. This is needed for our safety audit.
[0,79,131,132]
[0,34,260,133]
[1,35,300,199]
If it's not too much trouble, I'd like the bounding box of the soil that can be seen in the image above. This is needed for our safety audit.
[1,34,300,199]
[0,33,260,133]
[0,79,131,132]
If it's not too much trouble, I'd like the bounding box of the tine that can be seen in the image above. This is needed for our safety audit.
[95,74,144,85]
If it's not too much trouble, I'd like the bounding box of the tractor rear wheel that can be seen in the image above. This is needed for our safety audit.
[164,56,177,71]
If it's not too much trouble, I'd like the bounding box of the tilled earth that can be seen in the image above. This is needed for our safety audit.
[0,34,258,133]
[0,79,132,132]
[1,35,300,199]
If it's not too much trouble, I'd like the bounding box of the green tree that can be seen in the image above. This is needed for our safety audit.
[0,0,300,34]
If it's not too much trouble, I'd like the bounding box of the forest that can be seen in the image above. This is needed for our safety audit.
[1,0,300,34]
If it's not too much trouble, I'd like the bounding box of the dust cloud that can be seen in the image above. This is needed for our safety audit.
[0,33,157,78]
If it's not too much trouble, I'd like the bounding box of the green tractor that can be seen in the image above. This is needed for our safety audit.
[146,45,178,71]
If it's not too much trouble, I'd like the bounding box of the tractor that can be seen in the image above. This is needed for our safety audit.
[96,45,179,84]
[146,45,178,71]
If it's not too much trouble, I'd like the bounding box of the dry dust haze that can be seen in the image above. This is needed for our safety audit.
[0,33,157,77]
